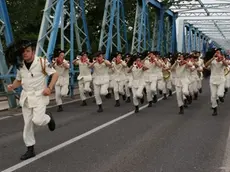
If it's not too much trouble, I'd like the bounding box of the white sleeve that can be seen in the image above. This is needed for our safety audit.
[15,69,21,81]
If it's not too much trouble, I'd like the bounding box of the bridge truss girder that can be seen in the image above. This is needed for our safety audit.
[98,0,128,59]
[36,0,91,97]
[131,0,177,55]
[172,0,230,53]
[0,0,17,108]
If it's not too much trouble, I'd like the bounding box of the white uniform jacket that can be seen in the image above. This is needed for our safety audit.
[16,56,56,108]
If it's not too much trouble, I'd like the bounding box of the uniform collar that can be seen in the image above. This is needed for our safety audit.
[23,56,38,71]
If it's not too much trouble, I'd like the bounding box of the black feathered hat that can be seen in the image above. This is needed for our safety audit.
[94,51,105,57]
[4,39,36,68]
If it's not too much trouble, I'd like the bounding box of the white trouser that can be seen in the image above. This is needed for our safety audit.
[78,80,91,101]
[22,99,50,146]
[225,76,230,88]
[175,86,184,107]
[145,81,156,102]
[157,79,164,92]
[210,82,225,108]
[162,79,173,94]
[93,83,109,105]
[124,80,131,97]
[113,80,125,100]
[55,84,69,105]
[132,86,144,106]
[109,79,114,89]
[189,80,198,95]
[197,79,202,89]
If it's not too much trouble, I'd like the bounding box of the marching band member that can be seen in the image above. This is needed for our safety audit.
[128,54,148,113]
[73,52,92,106]
[106,53,115,99]
[53,50,70,112]
[6,40,58,160]
[187,55,199,100]
[197,52,205,93]
[148,51,163,103]
[124,53,132,103]
[224,55,230,94]
[111,52,127,107]
[162,57,173,98]
[193,55,204,100]
[143,51,161,107]
[90,51,111,112]
[171,53,193,114]
[205,49,228,116]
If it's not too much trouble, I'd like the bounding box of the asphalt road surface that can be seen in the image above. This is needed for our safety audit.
[1,79,230,172]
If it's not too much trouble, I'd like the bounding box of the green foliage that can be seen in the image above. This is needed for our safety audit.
[5,0,172,53]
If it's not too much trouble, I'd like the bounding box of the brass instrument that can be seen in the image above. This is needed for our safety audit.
[162,61,171,80]
[163,70,171,80]
[224,67,230,76]
[197,71,202,78]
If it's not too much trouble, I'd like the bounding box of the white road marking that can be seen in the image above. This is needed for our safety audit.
[219,125,230,172]
[0,116,11,120]
[1,91,176,172]
[0,97,94,121]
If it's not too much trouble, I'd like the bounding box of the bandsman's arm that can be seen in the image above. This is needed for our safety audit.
[170,61,178,71]
[63,60,70,69]
[155,59,162,68]
[7,70,22,91]
[44,59,59,94]
[205,56,215,68]
[121,60,127,67]
[222,59,228,67]
[104,60,112,67]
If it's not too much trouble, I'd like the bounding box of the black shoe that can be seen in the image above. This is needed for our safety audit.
[89,92,93,97]
[122,94,126,101]
[97,104,103,113]
[184,99,188,108]
[114,100,120,107]
[81,100,87,106]
[148,101,152,107]
[140,97,144,104]
[212,107,218,116]
[47,112,56,131]
[194,92,198,100]
[126,97,131,103]
[57,105,63,112]
[225,88,228,94]
[219,96,224,103]
[159,90,163,95]
[169,90,172,96]
[179,106,184,115]
[105,93,112,99]
[135,106,139,113]
[20,146,36,160]
[163,94,167,100]
[186,95,192,104]
[153,95,157,103]
[199,88,202,93]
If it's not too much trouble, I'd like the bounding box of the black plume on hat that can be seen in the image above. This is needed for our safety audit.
[94,51,105,57]
[80,51,88,56]
[4,39,36,69]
